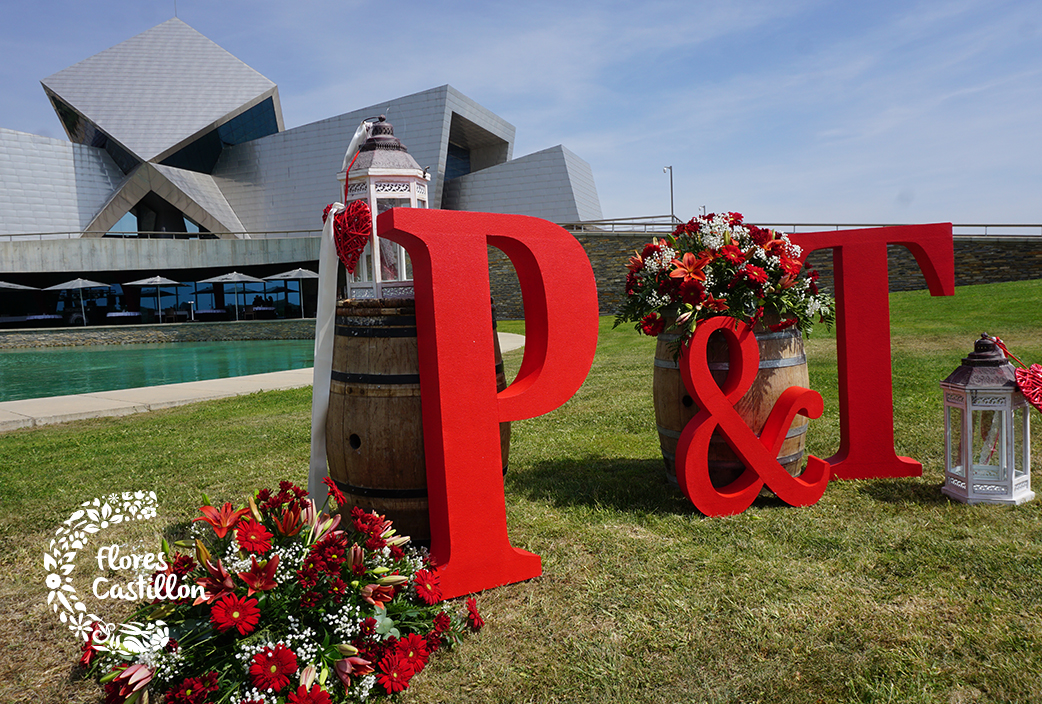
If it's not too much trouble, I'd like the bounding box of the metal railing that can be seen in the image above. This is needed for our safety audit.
[4,221,1042,242]
[0,230,322,242]
[560,217,1042,240]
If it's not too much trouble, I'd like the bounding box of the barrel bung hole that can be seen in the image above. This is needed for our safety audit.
[349,433,362,450]
[682,395,694,408]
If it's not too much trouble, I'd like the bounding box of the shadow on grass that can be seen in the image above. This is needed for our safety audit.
[508,455,803,517]
[856,478,950,506]
[508,456,696,516]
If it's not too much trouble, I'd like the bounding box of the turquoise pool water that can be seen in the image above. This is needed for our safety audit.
[0,340,314,402]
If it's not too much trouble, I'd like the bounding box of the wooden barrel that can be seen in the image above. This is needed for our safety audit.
[326,298,510,541]
[653,323,809,489]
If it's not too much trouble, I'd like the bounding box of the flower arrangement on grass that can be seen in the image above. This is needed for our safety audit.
[615,212,834,347]
[80,479,483,703]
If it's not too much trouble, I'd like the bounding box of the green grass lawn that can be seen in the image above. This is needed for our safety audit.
[5,279,1042,703]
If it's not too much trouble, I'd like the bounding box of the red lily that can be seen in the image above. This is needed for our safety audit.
[704,295,729,312]
[193,502,250,539]
[238,554,280,595]
[334,656,374,688]
[194,558,237,605]
[102,663,153,702]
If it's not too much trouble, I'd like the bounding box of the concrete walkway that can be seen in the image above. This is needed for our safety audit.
[0,332,525,433]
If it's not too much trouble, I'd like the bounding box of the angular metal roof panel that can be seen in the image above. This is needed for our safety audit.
[151,164,245,233]
[86,163,245,236]
[0,128,124,235]
[41,18,280,163]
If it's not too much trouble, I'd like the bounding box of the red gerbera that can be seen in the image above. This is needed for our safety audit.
[376,652,414,694]
[718,244,745,265]
[235,518,273,554]
[210,593,260,635]
[286,684,333,704]
[779,255,803,277]
[747,224,772,246]
[741,265,769,284]
[412,569,442,605]
[466,597,484,632]
[164,671,219,704]
[431,611,451,634]
[249,643,298,692]
[396,633,429,674]
[322,477,347,507]
[639,312,665,337]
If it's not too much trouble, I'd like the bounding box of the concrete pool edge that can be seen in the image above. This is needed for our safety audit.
[0,368,316,432]
[0,332,525,432]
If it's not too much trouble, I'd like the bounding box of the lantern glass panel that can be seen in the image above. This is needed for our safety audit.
[1014,405,1026,478]
[971,409,1005,481]
[947,406,965,478]
[376,197,411,215]
[378,238,399,280]
[347,245,374,284]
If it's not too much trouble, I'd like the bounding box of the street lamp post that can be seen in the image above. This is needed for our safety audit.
[663,166,675,222]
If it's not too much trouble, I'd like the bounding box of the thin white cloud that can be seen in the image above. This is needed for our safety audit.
[0,0,1037,223]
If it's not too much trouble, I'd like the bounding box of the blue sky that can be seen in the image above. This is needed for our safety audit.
[2,0,1039,224]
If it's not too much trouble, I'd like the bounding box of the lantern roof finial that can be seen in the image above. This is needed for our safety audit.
[963,333,1008,367]
[942,334,1017,389]
[349,115,424,173]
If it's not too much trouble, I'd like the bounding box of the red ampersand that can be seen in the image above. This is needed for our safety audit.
[675,316,831,516]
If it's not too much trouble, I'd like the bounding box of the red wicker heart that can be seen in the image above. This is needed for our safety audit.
[323,200,372,275]
[1015,364,1042,413]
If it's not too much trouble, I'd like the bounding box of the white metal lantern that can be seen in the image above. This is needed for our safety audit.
[940,334,1033,505]
[336,115,430,299]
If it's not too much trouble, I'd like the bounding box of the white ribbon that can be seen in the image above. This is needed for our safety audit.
[309,120,372,501]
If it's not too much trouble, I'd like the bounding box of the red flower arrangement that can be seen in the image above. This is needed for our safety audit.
[80,480,484,703]
[616,212,834,347]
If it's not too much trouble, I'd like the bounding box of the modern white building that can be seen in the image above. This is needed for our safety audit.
[0,18,601,321]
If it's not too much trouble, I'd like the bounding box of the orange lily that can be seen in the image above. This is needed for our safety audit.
[669,251,711,283]
[193,502,250,539]
[360,583,395,607]
[271,504,303,536]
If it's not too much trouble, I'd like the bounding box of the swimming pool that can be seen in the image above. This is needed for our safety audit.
[0,339,314,402]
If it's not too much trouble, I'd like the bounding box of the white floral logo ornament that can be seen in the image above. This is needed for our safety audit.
[44,491,159,646]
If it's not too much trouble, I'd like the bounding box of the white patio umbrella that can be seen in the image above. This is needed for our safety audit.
[199,272,265,321]
[123,275,183,319]
[264,268,319,318]
[0,281,38,290]
[44,278,110,324]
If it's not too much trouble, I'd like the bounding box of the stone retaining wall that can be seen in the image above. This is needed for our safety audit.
[0,319,315,349]
[487,234,1042,319]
